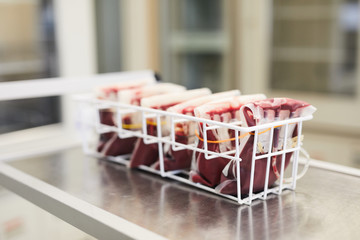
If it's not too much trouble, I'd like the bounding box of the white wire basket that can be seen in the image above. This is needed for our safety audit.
[74,94,313,205]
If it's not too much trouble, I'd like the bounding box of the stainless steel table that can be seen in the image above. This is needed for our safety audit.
[1,147,360,240]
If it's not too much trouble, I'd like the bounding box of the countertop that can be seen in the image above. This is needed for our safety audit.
[1,147,360,239]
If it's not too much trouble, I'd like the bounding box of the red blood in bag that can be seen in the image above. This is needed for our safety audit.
[190,123,235,187]
[190,107,238,185]
[190,94,267,187]
[98,112,137,156]
[129,104,185,169]
[216,98,315,196]
[130,88,212,169]
[96,80,159,156]
[130,138,159,168]
[97,109,115,152]
[129,122,159,168]
[217,139,295,195]
[153,131,193,171]
[157,90,241,172]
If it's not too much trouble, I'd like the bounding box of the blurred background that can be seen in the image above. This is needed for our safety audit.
[0,0,360,238]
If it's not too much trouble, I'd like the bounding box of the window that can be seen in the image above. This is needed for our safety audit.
[0,0,60,134]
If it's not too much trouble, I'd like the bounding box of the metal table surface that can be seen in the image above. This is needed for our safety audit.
[1,147,360,240]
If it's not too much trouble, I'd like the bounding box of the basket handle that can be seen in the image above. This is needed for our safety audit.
[283,147,310,184]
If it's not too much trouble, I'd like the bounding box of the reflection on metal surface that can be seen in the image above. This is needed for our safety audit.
[7,147,360,239]
[97,159,309,240]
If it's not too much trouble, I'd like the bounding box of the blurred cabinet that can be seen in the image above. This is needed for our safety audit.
[236,0,360,166]
[269,0,360,132]
[159,0,235,92]
[271,0,358,95]
[239,0,360,134]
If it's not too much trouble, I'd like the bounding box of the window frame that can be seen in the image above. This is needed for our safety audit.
[0,0,97,161]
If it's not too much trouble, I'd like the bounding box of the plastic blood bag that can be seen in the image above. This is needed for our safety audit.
[95,78,155,101]
[118,83,186,107]
[152,90,241,171]
[96,78,155,155]
[99,83,185,157]
[190,94,267,187]
[129,88,212,168]
[216,98,316,195]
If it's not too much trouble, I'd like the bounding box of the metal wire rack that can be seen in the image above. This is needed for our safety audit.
[75,94,313,205]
